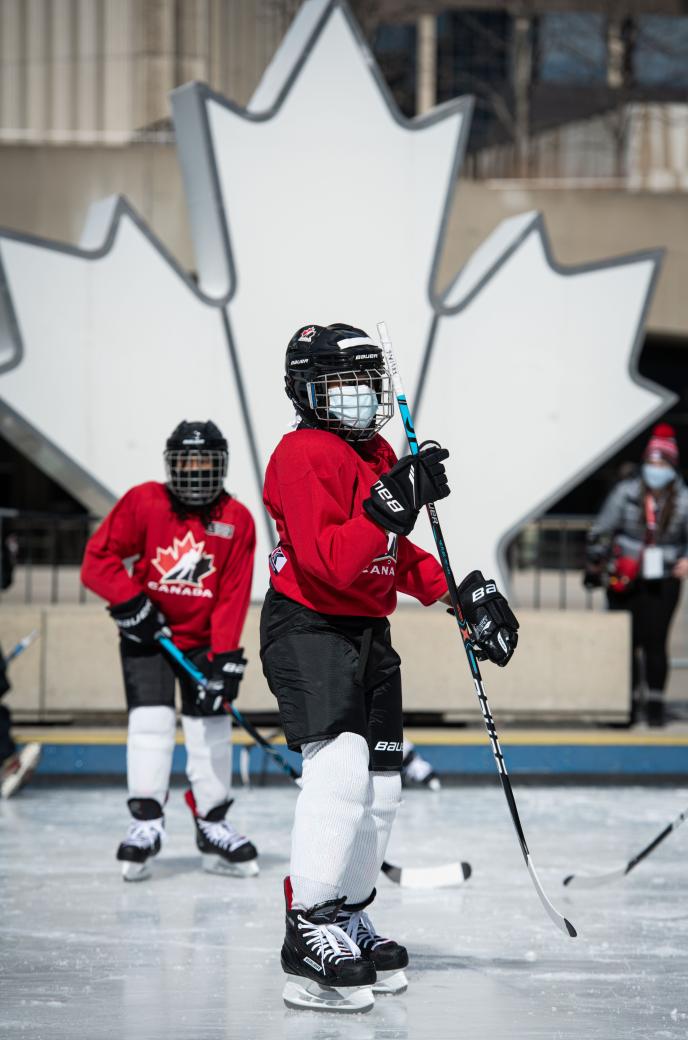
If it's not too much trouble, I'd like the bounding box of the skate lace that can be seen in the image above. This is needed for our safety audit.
[298,916,361,968]
[198,817,249,853]
[125,819,164,849]
[342,909,389,951]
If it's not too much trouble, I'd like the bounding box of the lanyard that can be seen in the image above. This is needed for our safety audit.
[644,492,658,546]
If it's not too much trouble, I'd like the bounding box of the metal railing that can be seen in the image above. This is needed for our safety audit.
[511,514,595,611]
[0,508,600,608]
[0,508,99,605]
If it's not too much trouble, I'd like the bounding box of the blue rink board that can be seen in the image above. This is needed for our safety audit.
[31,740,688,777]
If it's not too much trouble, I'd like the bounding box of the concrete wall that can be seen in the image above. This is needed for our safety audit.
[2,603,631,722]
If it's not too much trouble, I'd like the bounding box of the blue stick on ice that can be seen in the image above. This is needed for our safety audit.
[156,634,301,782]
[377,321,576,937]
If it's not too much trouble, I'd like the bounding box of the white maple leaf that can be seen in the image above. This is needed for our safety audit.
[172,0,671,588]
[414,213,673,583]
[0,197,260,522]
[171,0,470,459]
[0,0,671,598]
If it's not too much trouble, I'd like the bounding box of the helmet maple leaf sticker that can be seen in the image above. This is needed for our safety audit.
[152,531,216,587]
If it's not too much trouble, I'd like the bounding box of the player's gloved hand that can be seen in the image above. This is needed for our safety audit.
[455,570,519,667]
[108,592,170,648]
[196,649,248,714]
[363,443,450,536]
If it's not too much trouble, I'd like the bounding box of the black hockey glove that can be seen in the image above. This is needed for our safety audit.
[456,570,519,667]
[196,649,247,715]
[108,592,169,648]
[363,444,450,536]
[582,543,605,590]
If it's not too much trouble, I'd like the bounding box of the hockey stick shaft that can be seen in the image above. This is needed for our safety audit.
[564,807,688,887]
[377,322,576,937]
[157,635,300,782]
[626,809,687,873]
[5,629,39,665]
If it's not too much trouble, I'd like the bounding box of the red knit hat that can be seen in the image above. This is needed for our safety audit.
[644,423,679,467]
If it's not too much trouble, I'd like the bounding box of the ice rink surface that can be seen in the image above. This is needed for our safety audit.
[2,781,687,1040]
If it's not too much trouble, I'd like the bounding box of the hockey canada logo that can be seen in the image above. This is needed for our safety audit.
[298,326,317,343]
[149,531,216,598]
[363,533,398,577]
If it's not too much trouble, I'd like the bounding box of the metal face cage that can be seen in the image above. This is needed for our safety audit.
[164,449,228,505]
[304,367,394,442]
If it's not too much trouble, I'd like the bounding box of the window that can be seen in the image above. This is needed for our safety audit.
[537,13,606,84]
[633,16,688,88]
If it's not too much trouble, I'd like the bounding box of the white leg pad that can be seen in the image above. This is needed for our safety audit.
[127,706,176,806]
[181,714,232,817]
[291,733,371,908]
[340,770,402,903]
[282,979,375,1013]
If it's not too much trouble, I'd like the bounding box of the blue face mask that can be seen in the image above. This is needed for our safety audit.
[642,463,675,490]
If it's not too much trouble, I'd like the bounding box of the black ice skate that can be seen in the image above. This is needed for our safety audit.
[116,797,165,882]
[336,889,409,995]
[281,877,376,1013]
[184,790,259,877]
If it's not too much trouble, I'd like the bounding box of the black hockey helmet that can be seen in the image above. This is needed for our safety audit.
[284,323,393,442]
[164,420,228,505]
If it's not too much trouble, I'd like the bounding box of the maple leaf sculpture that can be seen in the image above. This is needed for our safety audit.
[0,0,673,595]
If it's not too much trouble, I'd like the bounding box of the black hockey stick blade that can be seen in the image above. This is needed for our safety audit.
[381,858,471,889]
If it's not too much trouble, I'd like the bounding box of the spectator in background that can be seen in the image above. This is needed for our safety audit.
[584,424,688,726]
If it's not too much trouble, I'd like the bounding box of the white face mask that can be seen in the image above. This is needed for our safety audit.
[328,385,379,430]
[642,463,675,490]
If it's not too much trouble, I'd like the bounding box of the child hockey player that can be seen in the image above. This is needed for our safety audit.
[260,323,519,1012]
[82,421,258,881]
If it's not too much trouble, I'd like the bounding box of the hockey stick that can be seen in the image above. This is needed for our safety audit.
[157,635,470,889]
[377,321,576,937]
[563,807,688,889]
[156,635,302,783]
[5,629,39,665]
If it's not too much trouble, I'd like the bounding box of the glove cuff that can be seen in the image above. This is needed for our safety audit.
[108,591,149,620]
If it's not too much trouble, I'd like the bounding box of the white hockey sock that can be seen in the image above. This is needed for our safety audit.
[290,732,370,909]
[127,706,176,808]
[181,714,232,817]
[340,770,402,904]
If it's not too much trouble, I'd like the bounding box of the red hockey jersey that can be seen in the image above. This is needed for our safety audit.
[81,482,255,652]
[263,429,447,616]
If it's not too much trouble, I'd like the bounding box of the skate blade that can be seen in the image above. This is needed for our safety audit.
[372,969,408,995]
[121,860,152,882]
[201,855,259,878]
[1,743,41,799]
[282,979,374,1013]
